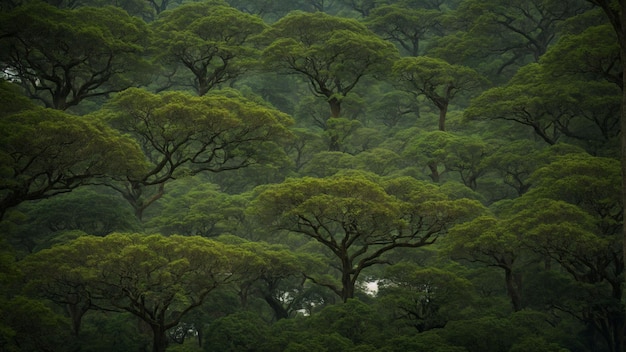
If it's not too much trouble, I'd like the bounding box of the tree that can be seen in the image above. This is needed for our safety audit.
[349,148,401,176]
[512,197,624,352]
[436,313,566,352]
[145,179,247,237]
[526,153,622,237]
[540,21,621,152]
[250,174,484,302]
[393,56,487,131]
[146,0,185,16]
[307,299,380,345]
[402,131,492,188]
[0,3,150,110]
[442,135,492,191]
[402,130,451,183]
[21,233,261,352]
[151,2,266,96]
[300,151,354,177]
[32,0,155,20]
[365,4,443,56]
[226,0,303,21]
[377,262,473,332]
[225,238,320,321]
[283,128,325,172]
[95,88,293,219]
[337,0,378,17]
[0,296,72,351]
[370,90,420,128]
[0,106,145,221]
[584,0,626,295]
[446,152,624,349]
[5,186,140,252]
[19,231,104,337]
[540,21,621,89]
[260,11,398,119]
[443,215,527,311]
[482,140,545,196]
[466,62,620,148]
[433,0,590,77]
[325,117,362,151]
[203,311,270,352]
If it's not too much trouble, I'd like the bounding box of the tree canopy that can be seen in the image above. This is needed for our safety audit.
[250,174,484,302]
[95,88,293,219]
[260,11,398,120]
[151,2,266,95]
[0,1,622,351]
[0,2,150,110]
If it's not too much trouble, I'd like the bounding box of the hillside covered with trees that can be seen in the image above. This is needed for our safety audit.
[0,0,623,351]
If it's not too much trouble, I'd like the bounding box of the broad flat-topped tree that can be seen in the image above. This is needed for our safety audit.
[151,1,266,95]
[465,62,620,147]
[365,4,443,56]
[0,84,145,220]
[393,56,487,131]
[0,3,150,110]
[433,0,589,76]
[21,233,261,352]
[260,11,398,120]
[96,88,293,220]
[250,173,484,302]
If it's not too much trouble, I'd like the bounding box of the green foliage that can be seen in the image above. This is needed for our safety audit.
[432,0,588,79]
[509,337,569,352]
[0,81,37,117]
[0,296,71,352]
[379,332,468,352]
[95,88,294,218]
[260,11,399,117]
[251,174,484,301]
[541,22,619,87]
[0,106,145,219]
[366,4,443,56]
[0,1,621,351]
[151,2,266,95]
[4,186,140,252]
[146,179,246,237]
[0,3,151,110]
[466,62,620,150]
[377,262,473,332]
[20,233,263,351]
[203,311,269,352]
[309,299,379,344]
[393,56,488,131]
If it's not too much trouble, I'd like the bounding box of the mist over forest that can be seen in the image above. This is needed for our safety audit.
[0,0,624,351]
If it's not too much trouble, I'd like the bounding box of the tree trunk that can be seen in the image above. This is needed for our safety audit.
[438,103,448,131]
[67,302,89,336]
[151,324,168,352]
[264,294,289,321]
[610,311,625,352]
[328,134,340,151]
[197,325,203,348]
[328,97,341,118]
[341,275,355,303]
[504,267,522,312]
[197,76,209,97]
[427,161,440,182]
[341,257,355,302]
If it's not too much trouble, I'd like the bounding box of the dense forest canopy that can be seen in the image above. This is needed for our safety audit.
[0,0,623,352]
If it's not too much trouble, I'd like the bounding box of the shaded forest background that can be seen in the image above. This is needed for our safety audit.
[0,0,623,351]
